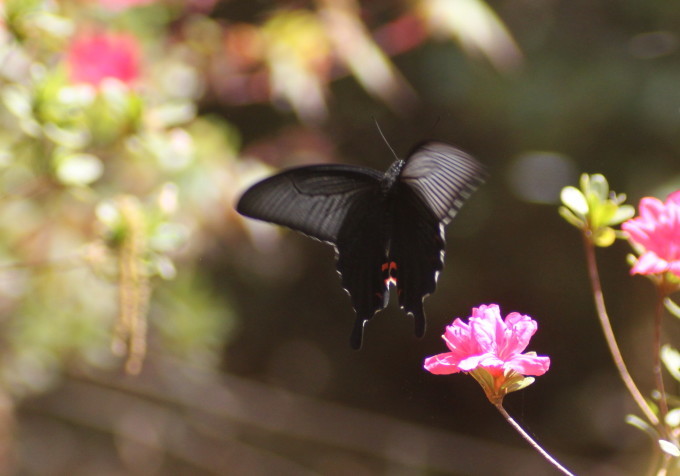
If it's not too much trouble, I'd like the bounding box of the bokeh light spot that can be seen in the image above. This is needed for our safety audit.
[507,151,578,204]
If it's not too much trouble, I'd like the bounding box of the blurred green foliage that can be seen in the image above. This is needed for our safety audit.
[0,0,241,393]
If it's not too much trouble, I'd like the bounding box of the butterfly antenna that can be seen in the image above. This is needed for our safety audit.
[373,117,399,161]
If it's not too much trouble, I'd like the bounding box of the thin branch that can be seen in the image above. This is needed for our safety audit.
[494,402,575,476]
[582,234,660,427]
[653,289,669,426]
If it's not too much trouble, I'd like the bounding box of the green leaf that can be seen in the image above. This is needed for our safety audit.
[560,186,588,215]
[665,408,680,427]
[665,298,680,319]
[625,414,658,438]
[43,123,89,148]
[585,191,602,221]
[589,174,609,199]
[505,376,535,393]
[32,12,74,38]
[58,85,96,108]
[558,206,584,228]
[152,255,177,280]
[610,204,635,225]
[658,439,680,457]
[2,85,33,119]
[55,153,103,186]
[96,201,121,228]
[613,192,627,205]
[596,201,618,227]
[152,101,197,127]
[661,345,680,382]
[148,223,189,252]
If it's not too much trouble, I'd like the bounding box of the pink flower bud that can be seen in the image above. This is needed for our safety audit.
[67,32,141,87]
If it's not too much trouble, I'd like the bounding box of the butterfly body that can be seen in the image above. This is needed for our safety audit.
[237,142,485,348]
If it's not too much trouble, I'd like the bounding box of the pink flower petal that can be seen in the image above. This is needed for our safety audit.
[458,354,492,371]
[638,197,665,221]
[501,312,536,356]
[424,353,462,375]
[668,261,680,278]
[507,354,551,376]
[631,251,669,275]
[476,354,506,369]
[442,318,480,357]
[469,316,500,352]
[623,191,680,277]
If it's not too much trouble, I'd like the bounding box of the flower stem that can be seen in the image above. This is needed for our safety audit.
[653,287,669,427]
[494,402,575,476]
[582,234,660,427]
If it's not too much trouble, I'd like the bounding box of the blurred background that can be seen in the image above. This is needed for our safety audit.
[0,0,679,474]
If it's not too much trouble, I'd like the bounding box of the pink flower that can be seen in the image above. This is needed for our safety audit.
[97,0,156,11]
[67,32,141,87]
[621,191,680,278]
[424,304,550,400]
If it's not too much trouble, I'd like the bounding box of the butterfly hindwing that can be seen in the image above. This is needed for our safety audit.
[389,183,445,338]
[334,192,390,349]
[387,142,486,337]
[236,165,382,243]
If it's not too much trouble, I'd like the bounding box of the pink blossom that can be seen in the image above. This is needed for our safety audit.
[97,0,156,11]
[621,191,680,278]
[67,32,141,87]
[424,304,550,378]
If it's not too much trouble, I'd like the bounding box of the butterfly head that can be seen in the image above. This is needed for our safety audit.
[381,159,405,192]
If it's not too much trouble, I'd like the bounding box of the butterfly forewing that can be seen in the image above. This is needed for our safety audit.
[400,142,486,224]
[237,165,382,243]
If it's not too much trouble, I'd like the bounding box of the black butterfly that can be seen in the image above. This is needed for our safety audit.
[236,141,485,349]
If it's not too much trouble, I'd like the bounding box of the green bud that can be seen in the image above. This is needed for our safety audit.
[559,173,632,247]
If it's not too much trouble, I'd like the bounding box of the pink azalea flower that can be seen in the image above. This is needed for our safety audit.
[97,0,156,11]
[67,32,141,87]
[424,304,550,395]
[621,191,680,278]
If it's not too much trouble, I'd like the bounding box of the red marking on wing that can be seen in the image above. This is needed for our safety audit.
[382,261,398,288]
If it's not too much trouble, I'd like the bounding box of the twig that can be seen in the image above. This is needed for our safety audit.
[582,234,659,427]
[494,402,575,476]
